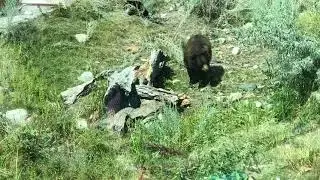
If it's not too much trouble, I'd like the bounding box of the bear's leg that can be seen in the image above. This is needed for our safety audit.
[187,68,198,85]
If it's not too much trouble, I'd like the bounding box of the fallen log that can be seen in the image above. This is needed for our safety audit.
[136,85,178,104]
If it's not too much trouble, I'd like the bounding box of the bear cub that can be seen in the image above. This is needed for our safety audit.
[183,34,212,87]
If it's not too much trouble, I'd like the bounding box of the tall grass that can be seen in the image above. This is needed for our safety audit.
[237,0,320,121]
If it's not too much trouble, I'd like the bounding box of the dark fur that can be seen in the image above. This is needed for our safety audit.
[105,84,141,115]
[105,84,127,115]
[183,34,212,86]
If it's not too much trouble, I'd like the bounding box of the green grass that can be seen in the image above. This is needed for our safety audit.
[1,0,320,179]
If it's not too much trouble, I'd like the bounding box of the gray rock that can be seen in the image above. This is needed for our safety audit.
[310,91,320,102]
[76,118,88,130]
[107,66,136,94]
[106,100,164,133]
[265,103,273,109]
[5,108,28,125]
[255,101,262,108]
[74,34,89,43]
[78,71,94,82]
[60,79,95,105]
[0,5,53,34]
[228,92,242,102]
[238,83,258,92]
[252,65,259,69]
[217,38,226,44]
[232,47,241,55]
[243,22,253,29]
[160,13,167,19]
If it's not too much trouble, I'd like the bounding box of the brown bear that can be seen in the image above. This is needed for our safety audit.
[183,34,212,87]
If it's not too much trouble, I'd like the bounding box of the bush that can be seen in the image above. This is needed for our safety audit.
[238,0,320,120]
[6,21,40,44]
[182,0,250,27]
[296,11,320,38]
[142,0,167,15]
[52,0,123,20]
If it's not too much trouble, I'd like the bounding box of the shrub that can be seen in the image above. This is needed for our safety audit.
[181,0,250,27]
[52,0,123,20]
[142,0,167,15]
[238,0,320,120]
[296,11,320,38]
[6,21,40,44]
[192,0,236,20]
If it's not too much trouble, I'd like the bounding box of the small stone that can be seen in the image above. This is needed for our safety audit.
[218,38,226,44]
[311,91,320,102]
[76,119,88,130]
[243,22,253,29]
[239,83,258,92]
[252,65,259,69]
[158,113,163,120]
[216,96,225,102]
[232,47,241,55]
[5,109,29,125]
[255,101,262,108]
[78,71,94,82]
[180,99,191,107]
[125,44,139,53]
[265,103,273,109]
[227,36,235,42]
[75,34,89,43]
[160,13,167,19]
[229,92,242,102]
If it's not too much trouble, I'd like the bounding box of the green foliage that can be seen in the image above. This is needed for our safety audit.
[142,0,167,15]
[296,0,320,12]
[271,87,300,121]
[209,171,248,180]
[52,0,123,20]
[181,0,250,27]
[191,0,235,19]
[296,11,320,38]
[1,0,18,16]
[238,0,320,121]
[131,101,277,178]
[6,21,40,45]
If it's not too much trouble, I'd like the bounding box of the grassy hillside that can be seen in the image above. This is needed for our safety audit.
[1,0,320,179]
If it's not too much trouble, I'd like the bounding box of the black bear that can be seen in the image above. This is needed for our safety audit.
[183,34,212,87]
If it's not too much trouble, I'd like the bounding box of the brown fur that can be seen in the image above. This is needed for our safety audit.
[183,34,212,86]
